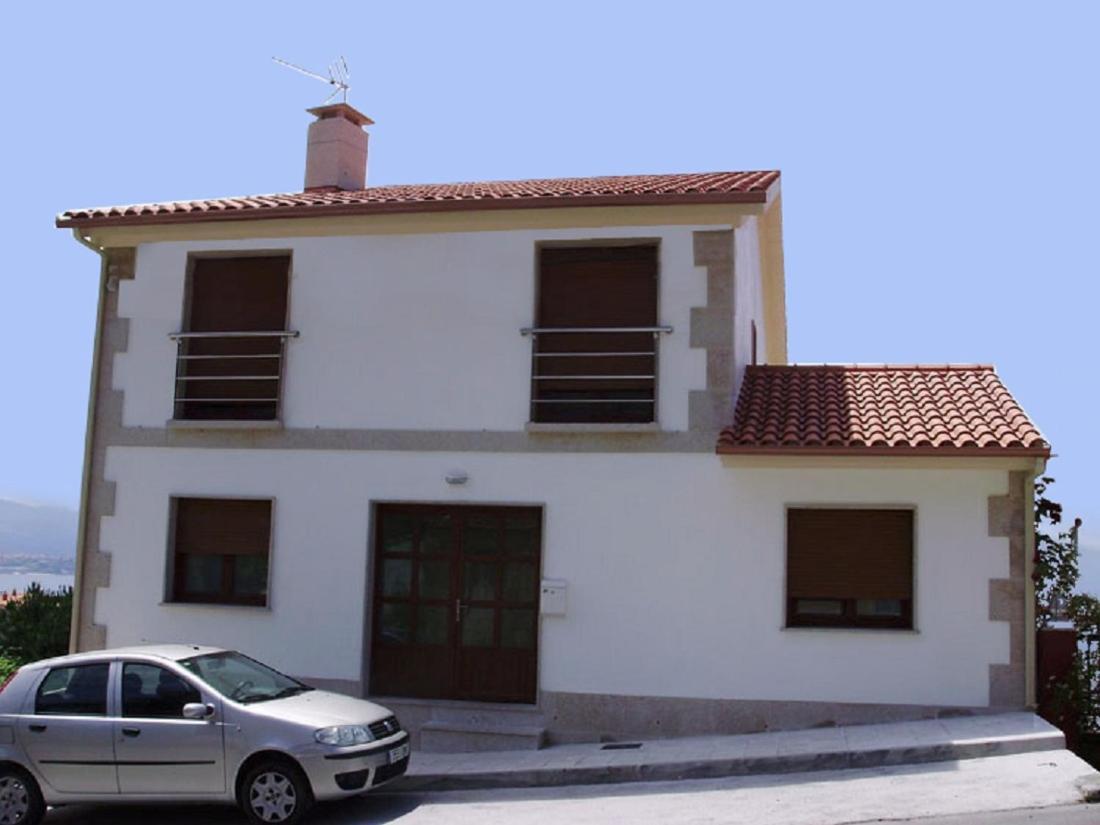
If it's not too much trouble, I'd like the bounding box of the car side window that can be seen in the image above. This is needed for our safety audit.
[35,663,110,716]
[122,663,202,719]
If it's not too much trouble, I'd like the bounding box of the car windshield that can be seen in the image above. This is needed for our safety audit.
[180,651,313,704]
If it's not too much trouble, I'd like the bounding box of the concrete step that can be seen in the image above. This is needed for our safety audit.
[419,719,547,753]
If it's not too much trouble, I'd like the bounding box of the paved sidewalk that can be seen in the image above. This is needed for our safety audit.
[398,712,1068,791]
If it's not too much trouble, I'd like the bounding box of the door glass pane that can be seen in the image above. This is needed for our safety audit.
[122,663,201,719]
[381,512,414,554]
[379,603,412,645]
[502,563,536,603]
[501,609,536,649]
[35,664,110,716]
[461,607,495,647]
[463,561,497,601]
[233,555,268,598]
[382,559,412,597]
[420,513,453,555]
[463,514,500,556]
[419,560,451,600]
[416,606,448,645]
[183,555,222,595]
[504,513,539,557]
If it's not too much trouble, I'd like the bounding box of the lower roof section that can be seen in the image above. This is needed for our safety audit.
[717,364,1050,458]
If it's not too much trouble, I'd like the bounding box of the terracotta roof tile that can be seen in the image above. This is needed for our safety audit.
[56,171,779,229]
[717,365,1050,457]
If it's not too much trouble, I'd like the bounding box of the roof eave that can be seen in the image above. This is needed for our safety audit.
[715,444,1052,458]
[56,188,773,231]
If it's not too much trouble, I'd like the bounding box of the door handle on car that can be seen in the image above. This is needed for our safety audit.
[121,727,141,738]
[28,724,46,733]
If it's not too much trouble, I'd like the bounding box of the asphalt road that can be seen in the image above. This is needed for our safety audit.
[40,747,1100,825]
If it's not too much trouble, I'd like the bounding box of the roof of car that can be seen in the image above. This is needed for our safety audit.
[29,644,226,669]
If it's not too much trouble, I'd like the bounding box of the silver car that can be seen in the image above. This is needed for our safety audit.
[0,645,410,824]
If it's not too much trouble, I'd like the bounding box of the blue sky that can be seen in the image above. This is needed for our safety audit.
[1,2,1096,584]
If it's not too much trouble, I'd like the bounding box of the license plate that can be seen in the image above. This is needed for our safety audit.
[389,743,410,764]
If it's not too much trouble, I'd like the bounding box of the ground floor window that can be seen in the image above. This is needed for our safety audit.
[786,508,914,630]
[169,497,272,606]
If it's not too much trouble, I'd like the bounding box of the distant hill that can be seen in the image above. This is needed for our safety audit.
[0,500,77,558]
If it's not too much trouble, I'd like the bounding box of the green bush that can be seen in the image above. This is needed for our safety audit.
[0,584,72,666]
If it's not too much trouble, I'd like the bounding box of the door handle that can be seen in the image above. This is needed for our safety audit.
[121,727,141,738]
[28,724,46,733]
[454,599,467,622]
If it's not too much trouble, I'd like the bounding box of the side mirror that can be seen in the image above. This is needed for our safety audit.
[183,702,214,720]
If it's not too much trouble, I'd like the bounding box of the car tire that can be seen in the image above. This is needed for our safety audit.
[239,758,314,825]
[0,766,45,825]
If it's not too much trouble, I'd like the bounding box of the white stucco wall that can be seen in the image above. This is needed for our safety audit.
[97,446,1012,708]
[733,215,766,398]
[114,224,725,432]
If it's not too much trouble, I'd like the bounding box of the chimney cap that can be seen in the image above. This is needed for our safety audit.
[306,102,374,127]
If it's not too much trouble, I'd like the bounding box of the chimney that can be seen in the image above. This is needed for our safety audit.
[303,103,374,191]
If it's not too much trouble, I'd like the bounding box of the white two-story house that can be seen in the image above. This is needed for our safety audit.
[58,103,1050,751]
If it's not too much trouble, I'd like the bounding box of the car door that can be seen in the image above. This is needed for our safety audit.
[114,660,226,794]
[16,661,119,794]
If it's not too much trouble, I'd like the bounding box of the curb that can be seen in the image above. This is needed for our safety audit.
[394,731,1066,792]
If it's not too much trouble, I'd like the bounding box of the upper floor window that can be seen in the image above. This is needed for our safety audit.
[528,244,663,424]
[172,254,293,421]
[786,508,914,630]
[169,497,272,606]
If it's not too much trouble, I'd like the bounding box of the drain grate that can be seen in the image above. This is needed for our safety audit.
[601,742,643,750]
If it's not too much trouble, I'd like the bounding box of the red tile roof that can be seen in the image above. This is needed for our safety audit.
[717,365,1050,457]
[57,171,779,229]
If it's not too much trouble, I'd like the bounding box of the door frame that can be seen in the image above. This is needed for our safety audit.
[362,500,546,706]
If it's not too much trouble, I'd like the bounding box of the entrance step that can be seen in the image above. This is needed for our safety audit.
[420,720,547,753]
[372,696,548,752]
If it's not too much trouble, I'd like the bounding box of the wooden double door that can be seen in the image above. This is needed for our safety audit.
[369,504,541,703]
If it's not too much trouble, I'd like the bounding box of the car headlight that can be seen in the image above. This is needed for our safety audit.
[314,725,374,746]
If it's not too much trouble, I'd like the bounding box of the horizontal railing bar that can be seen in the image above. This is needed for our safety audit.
[169,330,299,340]
[521,326,673,336]
[176,376,279,382]
[178,353,281,361]
[534,352,654,358]
[533,375,655,381]
[532,399,655,404]
[175,398,280,403]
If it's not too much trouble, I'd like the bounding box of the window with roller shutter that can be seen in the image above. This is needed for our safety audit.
[169,497,273,606]
[786,508,914,629]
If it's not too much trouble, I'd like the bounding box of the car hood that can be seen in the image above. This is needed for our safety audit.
[243,690,393,728]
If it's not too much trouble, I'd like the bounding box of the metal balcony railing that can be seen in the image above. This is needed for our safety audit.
[520,325,673,423]
[168,330,299,421]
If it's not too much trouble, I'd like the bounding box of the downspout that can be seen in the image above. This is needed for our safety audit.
[68,229,109,653]
[1023,455,1047,707]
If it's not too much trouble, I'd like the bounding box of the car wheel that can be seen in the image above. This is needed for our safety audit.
[240,759,314,824]
[0,767,44,825]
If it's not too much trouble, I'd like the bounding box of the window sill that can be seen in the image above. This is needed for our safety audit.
[159,601,271,612]
[525,422,662,434]
[167,419,283,431]
[782,625,919,635]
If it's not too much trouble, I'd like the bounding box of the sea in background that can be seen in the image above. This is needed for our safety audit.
[0,572,74,595]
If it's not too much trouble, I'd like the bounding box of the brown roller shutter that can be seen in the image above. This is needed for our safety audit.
[532,245,658,423]
[787,508,913,601]
[174,498,272,557]
[176,255,290,421]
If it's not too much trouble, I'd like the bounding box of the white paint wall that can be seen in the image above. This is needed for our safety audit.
[733,216,766,397]
[98,447,1011,707]
[115,225,723,432]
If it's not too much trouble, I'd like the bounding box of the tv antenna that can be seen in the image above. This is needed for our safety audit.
[272,56,351,104]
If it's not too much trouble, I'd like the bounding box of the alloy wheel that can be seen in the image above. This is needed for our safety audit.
[249,770,297,823]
